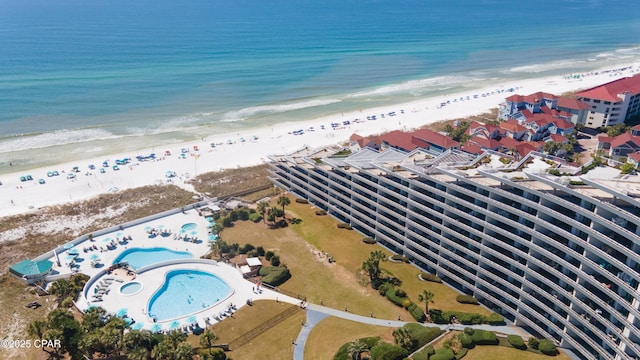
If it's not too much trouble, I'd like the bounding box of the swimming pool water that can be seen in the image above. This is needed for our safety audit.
[113,247,192,269]
[148,269,232,321]
[181,223,197,231]
[120,281,143,295]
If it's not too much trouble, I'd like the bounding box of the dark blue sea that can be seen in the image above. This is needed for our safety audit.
[1,0,639,171]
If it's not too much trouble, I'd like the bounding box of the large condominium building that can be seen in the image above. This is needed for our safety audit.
[576,74,640,128]
[269,145,640,360]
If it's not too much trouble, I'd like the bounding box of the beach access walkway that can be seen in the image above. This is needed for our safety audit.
[293,304,530,360]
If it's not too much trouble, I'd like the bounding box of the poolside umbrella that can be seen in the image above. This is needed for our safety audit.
[68,248,79,255]
[157,225,164,229]
[180,229,187,234]
[103,237,112,243]
[123,318,133,325]
[116,232,123,237]
[150,323,161,333]
[190,230,197,236]
[116,308,128,317]
[64,254,77,261]
[169,320,181,330]
[144,226,152,231]
[131,322,144,330]
[208,235,217,242]
[63,243,74,249]
[186,315,197,324]
[90,254,100,261]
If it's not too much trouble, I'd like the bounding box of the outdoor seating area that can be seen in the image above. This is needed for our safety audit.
[91,277,115,302]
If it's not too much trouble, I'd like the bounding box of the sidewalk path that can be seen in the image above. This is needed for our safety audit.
[293,303,525,360]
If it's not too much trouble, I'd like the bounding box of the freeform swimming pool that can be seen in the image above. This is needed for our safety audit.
[112,247,192,269]
[120,281,143,295]
[181,223,197,231]
[148,269,232,322]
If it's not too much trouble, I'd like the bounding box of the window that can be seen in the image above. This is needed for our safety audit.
[594,100,601,103]
[604,101,611,105]
[592,106,597,109]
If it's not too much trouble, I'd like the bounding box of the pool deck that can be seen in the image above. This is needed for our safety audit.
[49,208,299,332]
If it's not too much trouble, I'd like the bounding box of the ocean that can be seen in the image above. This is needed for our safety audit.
[1,0,639,173]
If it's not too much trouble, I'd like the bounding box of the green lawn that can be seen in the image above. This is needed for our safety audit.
[462,345,572,360]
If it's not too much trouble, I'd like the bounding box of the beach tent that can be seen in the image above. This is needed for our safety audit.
[10,259,53,283]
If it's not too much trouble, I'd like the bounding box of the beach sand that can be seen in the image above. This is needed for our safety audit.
[1,62,638,219]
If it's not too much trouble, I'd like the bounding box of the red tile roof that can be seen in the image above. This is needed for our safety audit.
[411,128,460,149]
[515,142,538,157]
[554,119,575,130]
[499,137,520,149]
[461,144,483,155]
[549,134,567,143]
[610,133,640,148]
[557,96,589,110]
[469,136,501,150]
[380,130,418,152]
[501,119,526,133]
[628,152,640,162]
[633,124,640,131]
[575,74,640,102]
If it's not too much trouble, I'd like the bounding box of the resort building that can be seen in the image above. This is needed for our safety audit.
[575,74,640,128]
[269,145,640,360]
[499,91,589,126]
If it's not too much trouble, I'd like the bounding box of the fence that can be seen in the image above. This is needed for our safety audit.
[228,304,301,350]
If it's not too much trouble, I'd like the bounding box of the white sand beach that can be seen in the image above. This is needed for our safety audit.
[1,62,639,219]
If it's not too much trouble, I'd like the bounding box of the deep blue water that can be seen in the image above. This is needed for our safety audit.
[1,0,639,169]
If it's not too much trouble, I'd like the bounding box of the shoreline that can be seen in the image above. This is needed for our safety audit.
[1,61,639,219]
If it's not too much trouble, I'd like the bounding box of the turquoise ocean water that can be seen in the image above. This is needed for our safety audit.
[1,0,639,172]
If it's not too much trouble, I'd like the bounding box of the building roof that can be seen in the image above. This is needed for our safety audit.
[461,143,483,155]
[411,128,460,149]
[380,130,418,152]
[554,119,575,130]
[610,133,640,148]
[246,257,262,267]
[469,136,501,150]
[505,91,557,104]
[515,142,538,157]
[9,259,53,277]
[575,74,640,102]
[499,137,520,149]
[557,96,589,110]
[549,134,567,143]
[628,152,640,162]
[501,119,526,133]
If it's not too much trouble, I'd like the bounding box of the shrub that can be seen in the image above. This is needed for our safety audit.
[238,243,255,254]
[209,348,226,360]
[295,198,309,203]
[411,345,434,360]
[395,288,407,298]
[406,303,425,322]
[456,347,469,359]
[419,272,442,283]
[459,333,474,349]
[270,255,281,266]
[229,211,239,222]
[538,339,557,355]
[256,246,265,256]
[362,237,376,244]
[429,309,448,324]
[237,209,250,221]
[276,219,288,228]
[336,223,352,230]
[333,337,380,360]
[384,285,406,307]
[463,327,474,335]
[258,266,291,286]
[248,213,262,223]
[470,330,498,345]
[390,254,403,262]
[430,347,455,360]
[369,343,408,360]
[401,324,441,350]
[485,313,505,325]
[60,296,74,308]
[507,334,526,350]
[456,295,479,305]
[222,216,233,227]
[265,251,275,260]
[528,337,539,350]
[315,209,327,215]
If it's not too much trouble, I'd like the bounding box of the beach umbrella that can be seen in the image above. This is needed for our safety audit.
[180,229,187,234]
[90,254,100,261]
[102,237,112,243]
[131,322,144,330]
[144,226,152,231]
[186,315,197,324]
[169,320,181,330]
[157,225,164,229]
[68,248,79,255]
[64,255,77,261]
[190,230,197,236]
[150,323,161,333]
[208,235,217,242]
[116,232,123,237]
[116,308,128,317]
[63,243,74,249]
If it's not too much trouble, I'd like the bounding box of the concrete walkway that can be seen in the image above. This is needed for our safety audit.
[293,303,526,360]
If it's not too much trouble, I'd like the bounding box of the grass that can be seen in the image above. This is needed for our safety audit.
[304,316,393,360]
[462,345,572,360]
[189,163,273,197]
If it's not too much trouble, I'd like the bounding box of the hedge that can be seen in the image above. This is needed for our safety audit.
[411,345,434,360]
[295,198,309,203]
[369,343,408,360]
[258,266,291,286]
[470,330,498,345]
[459,333,474,349]
[485,313,505,325]
[456,295,479,305]
[384,286,406,307]
[248,213,262,223]
[430,347,455,360]
[456,347,469,359]
[337,223,353,230]
[429,310,500,325]
[315,210,327,215]
[419,272,443,283]
[507,334,526,350]
[390,254,404,262]
[538,339,557,355]
[406,303,425,322]
[362,237,376,244]
[402,324,442,350]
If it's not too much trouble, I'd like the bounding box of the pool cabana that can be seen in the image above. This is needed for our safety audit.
[10,259,54,284]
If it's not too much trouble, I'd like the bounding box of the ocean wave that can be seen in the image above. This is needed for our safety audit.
[507,59,589,73]
[220,99,342,122]
[0,128,120,154]
[346,76,478,98]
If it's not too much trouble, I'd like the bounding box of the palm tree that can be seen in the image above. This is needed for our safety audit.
[257,200,269,223]
[166,329,186,351]
[126,346,148,360]
[393,327,414,350]
[347,339,369,360]
[200,329,218,354]
[362,250,387,288]
[49,278,75,303]
[418,289,435,320]
[267,206,280,224]
[174,342,194,360]
[152,340,173,360]
[277,195,291,219]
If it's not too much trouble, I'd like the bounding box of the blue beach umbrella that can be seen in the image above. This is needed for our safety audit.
[169,320,181,330]
[64,254,77,261]
[63,243,74,249]
[144,226,152,231]
[157,225,164,229]
[116,308,128,317]
[190,230,197,236]
[116,232,123,237]
[68,248,79,255]
[90,254,100,261]
[208,234,217,242]
[186,316,197,324]
[131,322,144,330]
[150,323,161,333]
[103,237,112,243]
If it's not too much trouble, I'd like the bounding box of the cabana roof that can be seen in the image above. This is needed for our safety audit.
[10,259,53,278]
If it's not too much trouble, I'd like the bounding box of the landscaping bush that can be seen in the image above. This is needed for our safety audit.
[315,209,327,215]
[456,347,469,359]
[401,324,442,351]
[456,295,479,305]
[239,243,255,254]
[411,345,434,360]
[336,223,353,230]
[395,288,407,298]
[369,342,408,360]
[229,211,239,222]
[208,348,226,360]
[463,327,474,335]
[528,337,539,350]
[538,339,557,355]
[507,334,526,350]
[237,209,250,221]
[406,303,425,322]
[459,333,474,349]
[429,309,448,324]
[333,337,380,360]
[444,311,484,325]
[222,216,233,227]
[430,347,455,360]
[276,219,288,228]
[419,272,443,283]
[384,285,406,307]
[362,237,376,244]
[258,266,291,286]
[264,250,274,260]
[248,213,262,223]
[256,246,266,256]
[295,198,309,203]
[270,255,281,266]
[470,330,498,345]
[390,254,403,262]
[485,313,505,325]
